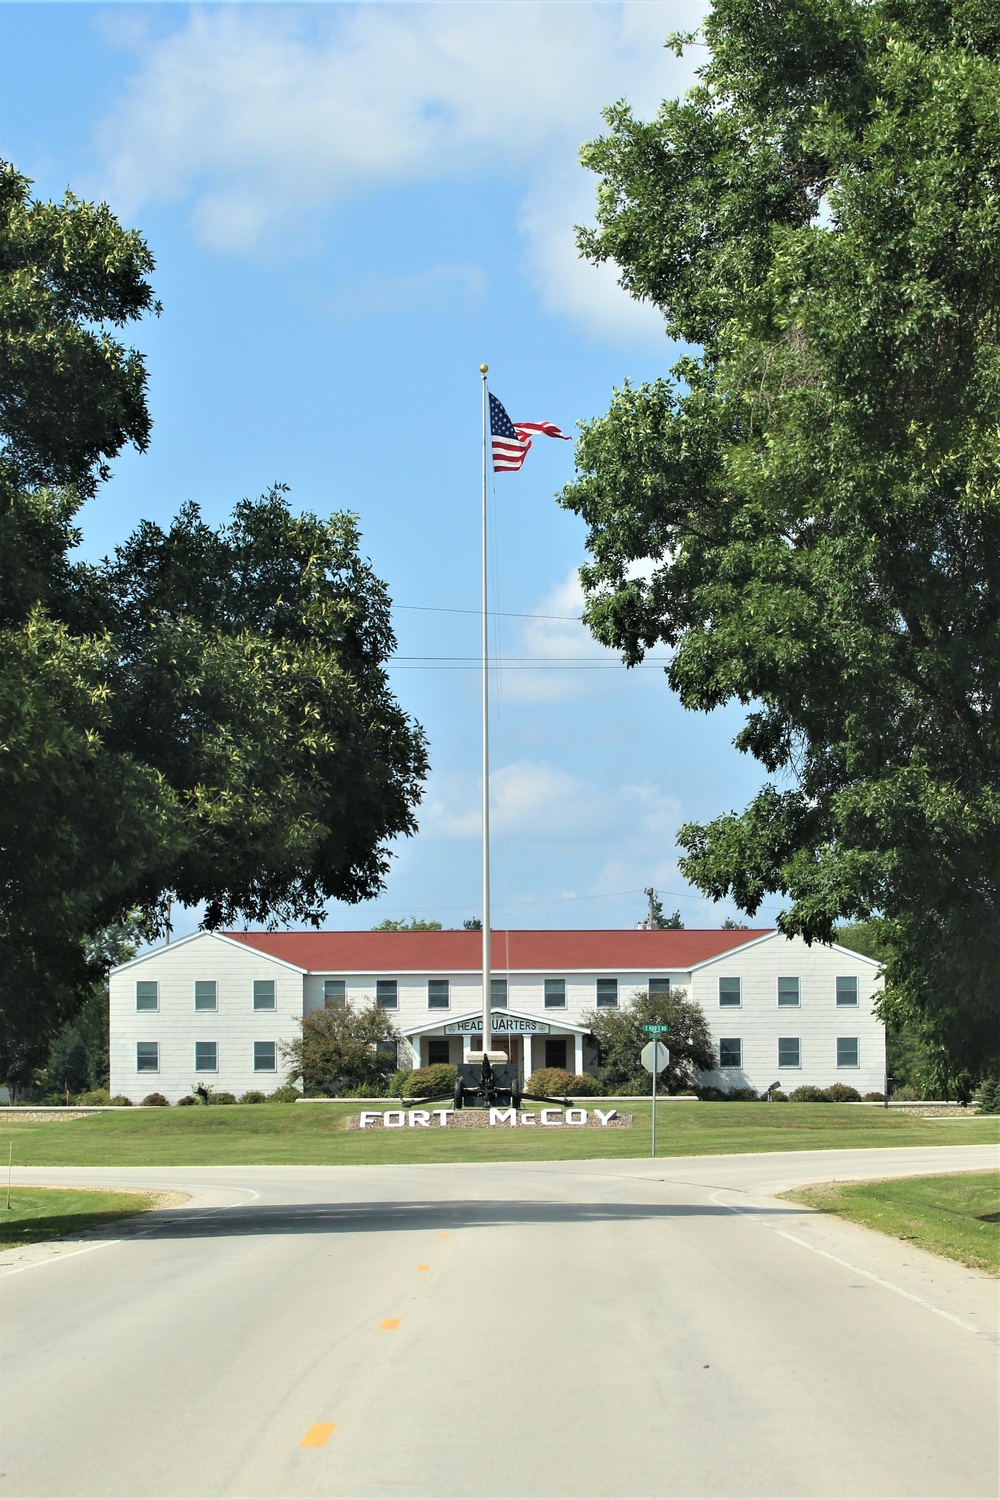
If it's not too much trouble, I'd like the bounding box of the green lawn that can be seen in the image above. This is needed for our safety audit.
[0,1186,163,1250]
[781,1171,1000,1274]
[2,1102,997,1166]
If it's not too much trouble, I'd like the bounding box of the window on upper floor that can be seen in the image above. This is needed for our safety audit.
[491,978,507,1009]
[649,976,670,998]
[836,976,859,1006]
[194,1041,218,1072]
[376,980,398,1010]
[719,1038,742,1068]
[777,977,800,1007]
[597,978,618,1008]
[136,1042,159,1072]
[778,1037,801,1068]
[253,979,276,1010]
[719,977,741,1007]
[428,979,449,1009]
[254,1041,277,1071]
[837,1037,859,1068]
[324,979,346,1008]
[136,980,158,1012]
[544,979,566,1009]
[194,980,217,1011]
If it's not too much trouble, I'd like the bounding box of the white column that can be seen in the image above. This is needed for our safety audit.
[524,1035,533,1081]
[574,1032,584,1077]
[411,1035,421,1070]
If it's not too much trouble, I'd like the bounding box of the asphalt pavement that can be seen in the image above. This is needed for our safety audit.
[1,1146,997,1498]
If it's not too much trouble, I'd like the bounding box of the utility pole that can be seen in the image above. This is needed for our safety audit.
[644,887,657,930]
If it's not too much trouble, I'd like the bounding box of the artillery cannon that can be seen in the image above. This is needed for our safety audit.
[401,1051,572,1112]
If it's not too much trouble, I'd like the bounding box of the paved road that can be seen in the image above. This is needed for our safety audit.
[2,1147,997,1498]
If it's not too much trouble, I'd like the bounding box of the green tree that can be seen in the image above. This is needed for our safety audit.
[0,166,428,1072]
[584,986,715,1094]
[462,918,483,931]
[641,888,683,929]
[372,917,443,931]
[562,1,1000,1080]
[281,999,403,1097]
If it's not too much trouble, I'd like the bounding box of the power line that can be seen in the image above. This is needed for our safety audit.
[396,603,583,622]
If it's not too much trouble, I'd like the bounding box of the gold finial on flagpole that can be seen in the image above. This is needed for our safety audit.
[479,363,488,373]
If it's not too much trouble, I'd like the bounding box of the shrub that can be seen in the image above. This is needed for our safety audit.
[109,1095,134,1106]
[767,1089,788,1102]
[585,986,715,1094]
[976,1078,1000,1115]
[390,1069,414,1096]
[862,1091,886,1102]
[141,1092,169,1106]
[281,998,403,1097]
[526,1068,602,1097]
[76,1088,111,1106]
[695,1085,727,1101]
[788,1085,832,1103]
[212,1091,237,1105]
[396,1064,457,1099]
[238,1090,268,1104]
[824,1082,862,1103]
[890,1083,920,1101]
[177,1095,196,1106]
[725,1086,760,1102]
[267,1084,302,1103]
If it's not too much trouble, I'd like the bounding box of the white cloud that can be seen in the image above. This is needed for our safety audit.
[95,1,709,339]
[331,262,487,317]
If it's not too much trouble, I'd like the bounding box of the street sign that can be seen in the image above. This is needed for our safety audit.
[642,1023,670,1034]
[640,1041,670,1074]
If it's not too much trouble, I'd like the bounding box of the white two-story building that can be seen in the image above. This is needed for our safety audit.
[109,927,884,1102]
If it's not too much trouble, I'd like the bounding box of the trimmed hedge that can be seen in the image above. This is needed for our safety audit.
[141,1092,169,1106]
[391,1064,457,1099]
[527,1068,603,1097]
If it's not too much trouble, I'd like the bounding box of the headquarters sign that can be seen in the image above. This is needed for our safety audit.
[443,1015,550,1035]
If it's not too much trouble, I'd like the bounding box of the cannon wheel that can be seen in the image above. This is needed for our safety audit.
[453,1080,464,1110]
[511,1083,523,1110]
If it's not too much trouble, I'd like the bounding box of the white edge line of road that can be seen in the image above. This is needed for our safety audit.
[0,1187,262,1279]
[708,1189,991,1338]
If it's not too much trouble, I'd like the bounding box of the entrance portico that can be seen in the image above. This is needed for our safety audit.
[405,1008,590,1078]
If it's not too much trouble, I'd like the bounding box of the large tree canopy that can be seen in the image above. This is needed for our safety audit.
[561,1,1000,1078]
[0,164,427,1074]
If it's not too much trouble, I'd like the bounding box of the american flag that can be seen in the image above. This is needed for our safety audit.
[490,393,570,472]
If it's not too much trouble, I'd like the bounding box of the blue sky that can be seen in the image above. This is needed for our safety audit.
[2,1,775,935]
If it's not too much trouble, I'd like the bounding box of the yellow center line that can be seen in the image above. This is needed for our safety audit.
[438,1233,449,1239]
[416,1264,430,1272]
[380,1317,401,1330]
[300,1424,335,1448]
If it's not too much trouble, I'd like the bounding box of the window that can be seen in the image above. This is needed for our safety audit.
[136,980,158,1012]
[649,977,670,997]
[324,979,346,1008]
[719,977,741,1007]
[490,978,507,1009]
[428,979,449,1010]
[778,1037,801,1068]
[194,980,217,1011]
[194,1041,218,1072]
[544,1038,567,1069]
[836,976,859,1006]
[544,979,566,1009]
[136,1042,159,1072]
[376,980,398,1010]
[427,1039,451,1066]
[253,979,276,1010]
[777,977,800,1007]
[254,1041,277,1072]
[837,1037,859,1068]
[596,977,618,1008]
[719,1038,742,1068]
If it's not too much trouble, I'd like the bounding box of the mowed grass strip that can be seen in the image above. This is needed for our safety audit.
[781,1171,1000,1274]
[0,1186,164,1250]
[1,1102,997,1166]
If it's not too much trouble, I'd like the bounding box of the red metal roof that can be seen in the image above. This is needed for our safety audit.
[220,928,771,973]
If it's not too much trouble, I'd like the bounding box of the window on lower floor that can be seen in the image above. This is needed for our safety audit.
[376,980,398,1009]
[253,979,276,1010]
[836,976,859,1006]
[427,1038,451,1066]
[777,977,800,1007]
[491,977,507,1009]
[136,980,158,1011]
[254,1041,277,1072]
[778,1037,801,1068]
[324,979,346,1008]
[544,979,566,1009]
[194,1041,218,1072]
[719,978,741,1007]
[837,1037,859,1068]
[428,979,449,1009]
[136,1042,159,1072]
[597,978,618,1008]
[719,1038,742,1068]
[194,980,217,1011]
[544,1038,567,1069]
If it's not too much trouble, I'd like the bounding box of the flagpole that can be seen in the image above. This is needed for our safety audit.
[479,363,491,1069]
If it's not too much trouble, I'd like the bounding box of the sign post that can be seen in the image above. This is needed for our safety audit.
[640,1026,670,1158]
